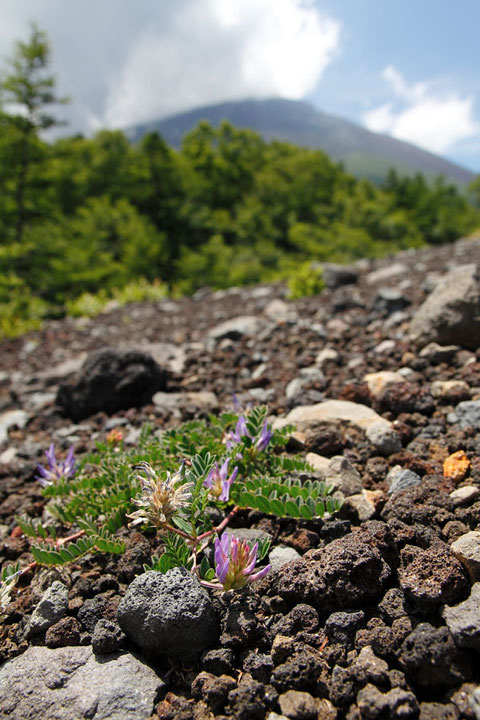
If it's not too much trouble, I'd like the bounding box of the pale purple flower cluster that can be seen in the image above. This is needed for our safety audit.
[203,458,238,501]
[227,417,273,455]
[214,531,271,591]
[35,444,77,487]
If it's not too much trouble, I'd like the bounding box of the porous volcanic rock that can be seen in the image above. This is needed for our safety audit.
[56,347,167,420]
[271,524,391,611]
[117,568,218,662]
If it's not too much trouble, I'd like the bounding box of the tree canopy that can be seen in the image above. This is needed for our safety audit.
[1,26,479,337]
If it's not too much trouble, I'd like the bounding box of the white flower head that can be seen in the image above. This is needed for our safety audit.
[127,462,192,529]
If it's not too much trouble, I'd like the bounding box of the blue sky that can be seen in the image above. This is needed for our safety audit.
[1,0,479,173]
[311,0,480,171]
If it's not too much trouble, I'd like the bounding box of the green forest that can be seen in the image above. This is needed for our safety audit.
[1,26,480,338]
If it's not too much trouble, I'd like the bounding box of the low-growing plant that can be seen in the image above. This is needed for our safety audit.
[65,277,168,318]
[8,405,343,598]
[286,261,325,300]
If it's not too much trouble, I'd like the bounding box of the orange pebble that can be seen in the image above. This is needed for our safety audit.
[443,450,470,481]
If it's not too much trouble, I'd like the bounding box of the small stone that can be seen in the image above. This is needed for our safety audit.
[77,595,112,633]
[387,467,422,495]
[325,610,365,646]
[448,400,480,429]
[305,452,330,473]
[191,671,236,713]
[275,526,390,611]
[91,619,126,654]
[202,648,235,675]
[366,421,402,456]
[420,343,460,363]
[443,450,471,481]
[225,527,272,548]
[278,689,318,719]
[342,491,377,521]
[315,348,339,367]
[451,531,480,582]
[418,702,460,720]
[208,315,267,340]
[275,399,392,434]
[45,616,81,648]
[272,604,320,637]
[26,581,69,638]
[56,347,167,420]
[470,686,480,720]
[366,263,407,285]
[325,455,363,496]
[269,546,301,571]
[356,683,388,717]
[271,648,323,692]
[373,339,396,355]
[152,390,219,412]
[0,409,28,445]
[430,380,470,400]
[442,582,480,652]
[378,588,407,622]
[264,298,297,323]
[449,485,480,507]
[364,371,404,398]
[271,635,295,665]
[399,543,469,610]
[0,447,17,464]
[373,287,411,314]
[243,652,274,683]
[353,646,389,684]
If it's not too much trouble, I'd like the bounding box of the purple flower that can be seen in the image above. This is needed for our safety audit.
[255,420,273,453]
[204,459,238,501]
[214,532,271,591]
[35,444,77,487]
[227,415,273,457]
[227,416,249,447]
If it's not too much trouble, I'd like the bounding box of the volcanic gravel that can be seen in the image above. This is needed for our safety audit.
[1,235,480,719]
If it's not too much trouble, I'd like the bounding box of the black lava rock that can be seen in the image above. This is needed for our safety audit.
[56,347,167,420]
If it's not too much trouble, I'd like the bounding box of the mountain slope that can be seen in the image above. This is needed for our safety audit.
[127,98,474,186]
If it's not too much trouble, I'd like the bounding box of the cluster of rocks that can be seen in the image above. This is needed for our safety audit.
[0,235,480,718]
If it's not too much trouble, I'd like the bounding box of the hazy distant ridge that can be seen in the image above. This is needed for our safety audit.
[128,98,475,186]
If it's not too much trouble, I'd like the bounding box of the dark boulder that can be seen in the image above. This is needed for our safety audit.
[56,347,167,420]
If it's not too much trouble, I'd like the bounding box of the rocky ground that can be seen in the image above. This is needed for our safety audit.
[1,235,480,719]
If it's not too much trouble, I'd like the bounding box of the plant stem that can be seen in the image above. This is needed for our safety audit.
[196,505,240,542]
[162,523,193,541]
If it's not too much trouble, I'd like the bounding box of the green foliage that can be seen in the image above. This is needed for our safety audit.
[0,562,20,618]
[14,405,343,584]
[235,476,342,519]
[1,28,480,338]
[286,261,325,299]
[65,278,168,318]
[144,532,192,573]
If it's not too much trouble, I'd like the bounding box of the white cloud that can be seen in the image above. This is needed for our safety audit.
[103,0,340,128]
[363,66,480,155]
[0,0,339,133]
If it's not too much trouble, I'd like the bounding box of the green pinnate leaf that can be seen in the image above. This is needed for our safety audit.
[253,495,271,514]
[269,498,286,516]
[284,500,300,518]
[238,491,258,508]
[299,503,313,520]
